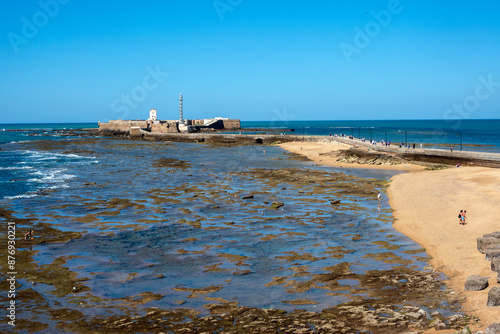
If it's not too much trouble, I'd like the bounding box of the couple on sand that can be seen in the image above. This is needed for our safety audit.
[458,210,467,225]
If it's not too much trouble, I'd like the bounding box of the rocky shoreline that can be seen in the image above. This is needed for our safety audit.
[44,128,500,169]
[0,200,481,333]
[5,132,500,333]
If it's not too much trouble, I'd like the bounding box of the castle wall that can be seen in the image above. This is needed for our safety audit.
[151,121,179,133]
[99,120,148,133]
[223,119,241,129]
[99,118,240,134]
[130,126,141,137]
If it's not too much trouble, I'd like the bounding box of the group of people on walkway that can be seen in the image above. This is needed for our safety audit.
[458,210,467,225]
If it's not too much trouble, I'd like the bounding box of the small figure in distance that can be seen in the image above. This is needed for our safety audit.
[458,210,463,225]
[25,229,34,240]
[456,162,461,168]
[377,192,382,204]
[462,210,467,225]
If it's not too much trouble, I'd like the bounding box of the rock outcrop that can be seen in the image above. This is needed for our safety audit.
[486,323,500,334]
[464,275,489,291]
[487,287,500,307]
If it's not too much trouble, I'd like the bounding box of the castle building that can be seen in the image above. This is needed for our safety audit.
[98,94,240,135]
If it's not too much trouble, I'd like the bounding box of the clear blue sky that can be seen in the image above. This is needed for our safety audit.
[1,0,500,123]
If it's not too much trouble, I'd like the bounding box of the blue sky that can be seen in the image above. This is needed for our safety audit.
[1,0,500,123]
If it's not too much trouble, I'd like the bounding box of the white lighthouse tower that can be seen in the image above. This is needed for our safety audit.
[149,108,157,121]
[179,93,183,123]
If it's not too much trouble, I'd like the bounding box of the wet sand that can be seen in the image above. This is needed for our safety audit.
[279,141,500,331]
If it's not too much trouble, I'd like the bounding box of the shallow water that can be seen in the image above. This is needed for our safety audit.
[0,138,459,331]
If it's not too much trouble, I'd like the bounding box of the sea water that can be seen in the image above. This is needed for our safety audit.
[0,121,483,330]
[242,119,500,153]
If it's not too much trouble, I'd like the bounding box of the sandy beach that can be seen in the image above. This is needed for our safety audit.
[279,141,500,331]
[390,166,500,331]
[279,141,427,171]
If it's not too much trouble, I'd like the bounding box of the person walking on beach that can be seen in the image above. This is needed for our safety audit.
[462,210,467,225]
[458,210,463,225]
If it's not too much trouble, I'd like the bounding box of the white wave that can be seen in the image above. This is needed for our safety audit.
[0,166,34,171]
[9,140,29,144]
[5,193,37,199]
[27,169,75,183]
[20,150,96,162]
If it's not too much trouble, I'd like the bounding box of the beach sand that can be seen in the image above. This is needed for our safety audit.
[390,166,500,331]
[279,141,500,331]
[279,141,426,171]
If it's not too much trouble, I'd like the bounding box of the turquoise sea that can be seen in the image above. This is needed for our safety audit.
[1,119,499,201]
[242,119,500,153]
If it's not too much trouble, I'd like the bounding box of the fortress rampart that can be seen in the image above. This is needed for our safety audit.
[99,118,240,134]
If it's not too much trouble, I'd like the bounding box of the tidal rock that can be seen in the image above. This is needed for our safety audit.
[485,248,500,260]
[464,275,489,291]
[448,314,466,326]
[271,202,284,209]
[487,287,500,306]
[486,323,500,334]
[241,195,254,199]
[492,258,500,273]
[455,325,472,334]
[429,318,446,330]
[401,306,426,319]
[330,199,341,205]
[484,232,500,239]
[478,237,500,254]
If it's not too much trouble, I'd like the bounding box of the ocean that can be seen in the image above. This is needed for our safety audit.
[0,120,490,331]
[2,119,499,202]
[242,119,500,153]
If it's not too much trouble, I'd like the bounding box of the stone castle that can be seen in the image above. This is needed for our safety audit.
[99,94,240,135]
